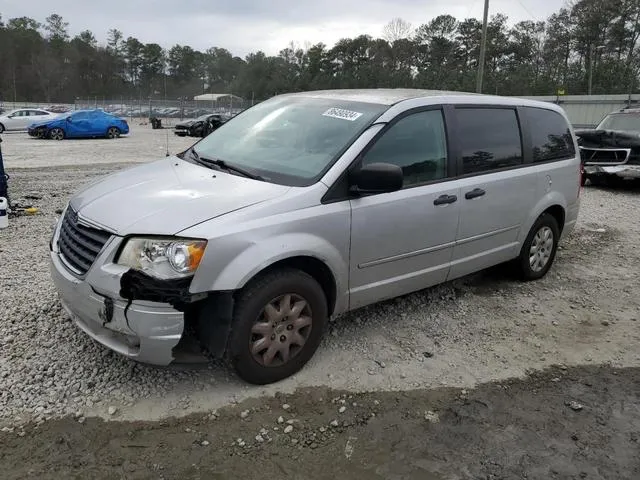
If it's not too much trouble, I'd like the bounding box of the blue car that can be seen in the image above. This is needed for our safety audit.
[27,109,130,140]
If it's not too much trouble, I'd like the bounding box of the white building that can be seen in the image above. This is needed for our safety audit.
[193,93,244,107]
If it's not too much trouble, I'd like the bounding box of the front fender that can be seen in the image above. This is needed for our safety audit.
[190,233,349,313]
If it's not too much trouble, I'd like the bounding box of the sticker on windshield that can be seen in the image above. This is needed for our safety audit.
[322,107,363,121]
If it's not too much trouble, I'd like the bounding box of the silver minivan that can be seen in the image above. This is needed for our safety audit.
[50,89,581,384]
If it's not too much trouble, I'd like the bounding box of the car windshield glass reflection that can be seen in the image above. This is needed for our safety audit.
[191,96,385,186]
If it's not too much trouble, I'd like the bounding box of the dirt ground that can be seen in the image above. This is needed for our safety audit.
[1,365,639,479]
[1,127,640,478]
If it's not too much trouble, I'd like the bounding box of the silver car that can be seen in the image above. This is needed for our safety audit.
[0,108,56,132]
[50,89,581,384]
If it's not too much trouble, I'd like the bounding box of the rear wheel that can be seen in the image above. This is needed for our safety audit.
[517,213,560,281]
[226,269,328,385]
[49,128,64,140]
[0,123,5,133]
[106,127,120,139]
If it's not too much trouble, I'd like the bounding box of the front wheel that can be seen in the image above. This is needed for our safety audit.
[517,213,560,281]
[0,123,5,133]
[106,127,120,139]
[226,269,328,385]
[49,128,65,140]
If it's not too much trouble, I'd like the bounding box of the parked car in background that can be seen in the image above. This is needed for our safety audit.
[50,89,580,385]
[0,108,56,133]
[173,113,226,137]
[577,108,640,186]
[28,109,129,140]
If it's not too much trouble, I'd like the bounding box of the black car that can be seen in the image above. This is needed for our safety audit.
[173,114,225,137]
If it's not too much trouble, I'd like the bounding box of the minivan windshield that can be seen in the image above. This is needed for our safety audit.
[597,113,640,133]
[191,96,387,186]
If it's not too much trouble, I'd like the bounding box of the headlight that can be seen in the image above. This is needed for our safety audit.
[116,237,207,279]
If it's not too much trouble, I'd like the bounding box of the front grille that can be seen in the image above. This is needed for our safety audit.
[58,207,111,276]
[580,147,630,165]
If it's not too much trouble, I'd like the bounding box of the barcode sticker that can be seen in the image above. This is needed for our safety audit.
[322,107,363,121]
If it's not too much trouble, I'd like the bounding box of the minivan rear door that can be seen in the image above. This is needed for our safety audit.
[448,106,537,280]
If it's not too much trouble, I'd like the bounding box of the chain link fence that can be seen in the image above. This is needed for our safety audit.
[0,101,74,114]
[6,93,640,128]
[73,97,253,125]
[0,97,255,126]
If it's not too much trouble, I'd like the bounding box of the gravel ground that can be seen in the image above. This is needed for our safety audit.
[1,129,639,429]
[1,365,639,479]
[1,123,194,169]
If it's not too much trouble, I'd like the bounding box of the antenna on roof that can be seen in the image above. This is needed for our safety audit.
[165,129,170,157]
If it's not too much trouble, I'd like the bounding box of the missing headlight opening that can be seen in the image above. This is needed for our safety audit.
[119,269,202,311]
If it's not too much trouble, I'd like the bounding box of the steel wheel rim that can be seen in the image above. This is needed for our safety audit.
[529,226,554,272]
[250,293,313,367]
[108,127,119,138]
[51,129,63,140]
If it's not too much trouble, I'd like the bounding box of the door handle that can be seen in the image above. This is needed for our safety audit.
[433,194,458,206]
[465,188,486,200]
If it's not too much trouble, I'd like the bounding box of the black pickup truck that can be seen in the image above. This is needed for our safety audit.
[577,108,640,186]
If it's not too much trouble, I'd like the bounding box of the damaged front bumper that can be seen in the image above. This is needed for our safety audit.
[584,164,640,179]
[49,234,185,366]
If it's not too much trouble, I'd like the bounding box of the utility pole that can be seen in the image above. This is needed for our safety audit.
[476,0,490,94]
[588,44,605,96]
[588,44,594,96]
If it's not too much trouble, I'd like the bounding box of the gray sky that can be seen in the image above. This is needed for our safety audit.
[1,0,564,57]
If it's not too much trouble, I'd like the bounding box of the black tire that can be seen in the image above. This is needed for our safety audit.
[517,213,560,281]
[227,269,328,385]
[588,174,603,187]
[106,126,120,139]
[49,128,65,140]
[0,123,5,133]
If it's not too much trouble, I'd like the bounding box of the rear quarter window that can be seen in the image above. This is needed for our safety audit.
[524,107,575,162]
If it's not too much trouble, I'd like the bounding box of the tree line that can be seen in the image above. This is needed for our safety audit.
[1,0,639,103]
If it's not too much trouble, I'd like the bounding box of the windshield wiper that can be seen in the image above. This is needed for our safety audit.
[189,147,265,181]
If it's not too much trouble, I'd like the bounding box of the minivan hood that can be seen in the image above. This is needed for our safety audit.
[70,156,290,235]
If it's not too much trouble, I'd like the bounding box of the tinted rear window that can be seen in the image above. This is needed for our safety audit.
[525,107,575,162]
[456,108,523,175]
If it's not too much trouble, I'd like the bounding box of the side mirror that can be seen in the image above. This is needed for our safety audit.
[350,162,403,194]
